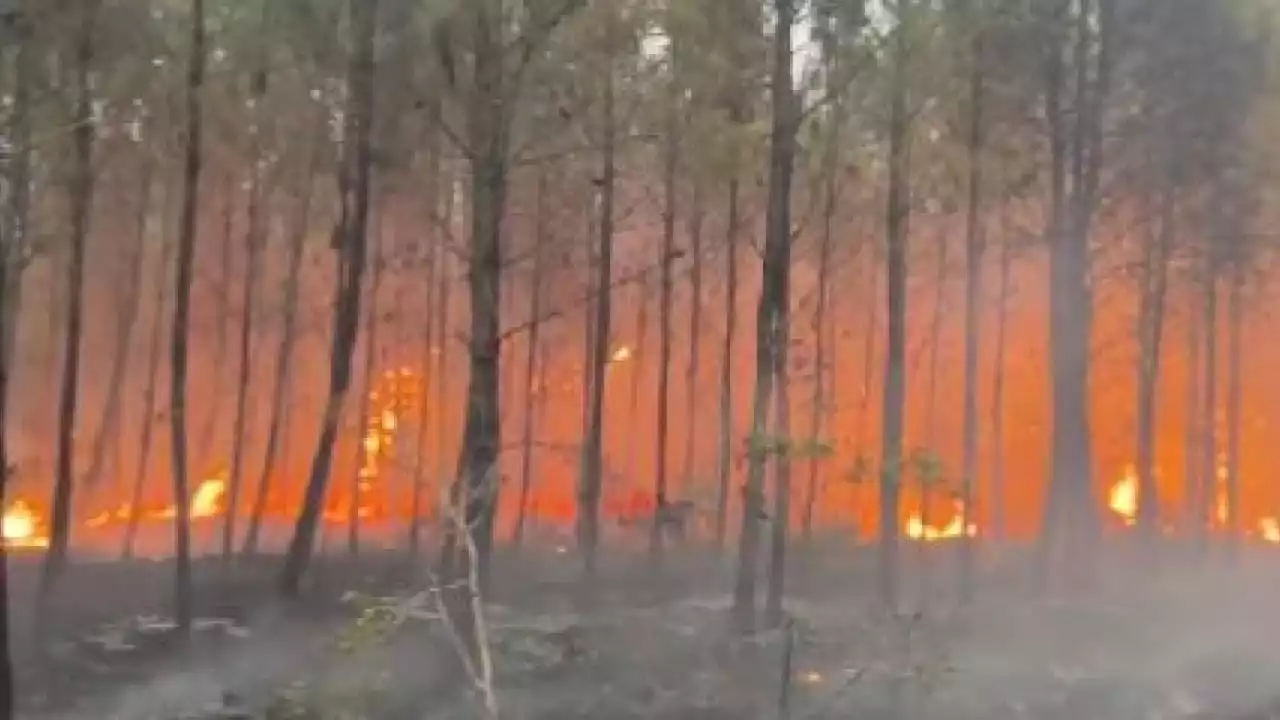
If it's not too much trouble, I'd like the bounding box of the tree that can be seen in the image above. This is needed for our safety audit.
[280,0,377,597]
[879,0,913,608]
[733,0,799,634]
[42,0,100,604]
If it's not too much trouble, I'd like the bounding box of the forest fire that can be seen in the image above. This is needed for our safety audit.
[1109,465,1139,526]
[905,501,977,542]
[3,499,49,548]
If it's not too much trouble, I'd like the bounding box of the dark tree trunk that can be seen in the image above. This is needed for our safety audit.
[1225,263,1242,550]
[765,333,792,628]
[1200,273,1218,540]
[169,0,206,632]
[279,0,377,596]
[879,0,911,609]
[1184,294,1202,536]
[1135,181,1172,540]
[714,176,739,552]
[651,69,679,567]
[513,164,548,550]
[224,23,270,559]
[803,130,835,542]
[579,40,617,583]
[43,0,99,598]
[680,183,704,489]
[732,0,796,634]
[990,230,1011,543]
[243,129,317,557]
[124,215,173,562]
[959,20,985,602]
[196,176,235,464]
[410,130,443,556]
[84,152,151,495]
[349,220,386,557]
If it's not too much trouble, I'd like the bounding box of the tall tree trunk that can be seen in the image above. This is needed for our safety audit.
[651,65,679,566]
[959,19,985,602]
[196,176,235,463]
[990,230,1011,542]
[170,0,206,632]
[625,272,649,495]
[410,129,443,556]
[513,164,548,550]
[279,0,376,596]
[224,15,270,560]
[84,140,151,495]
[124,219,173,561]
[43,0,99,597]
[1184,293,1202,536]
[1200,272,1218,540]
[1135,180,1172,540]
[765,332,792,628]
[732,0,796,634]
[1225,263,1242,550]
[1,6,33,402]
[680,183,704,490]
[803,130,836,542]
[0,12,33,715]
[349,221,385,557]
[243,131,317,557]
[714,176,740,552]
[580,42,617,583]
[879,0,911,609]
[441,0,510,614]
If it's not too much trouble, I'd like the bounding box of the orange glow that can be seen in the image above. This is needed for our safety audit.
[1109,465,1138,526]
[905,500,977,542]
[1259,517,1280,543]
[3,499,49,548]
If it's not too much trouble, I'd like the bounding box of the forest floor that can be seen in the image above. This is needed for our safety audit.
[11,533,1280,719]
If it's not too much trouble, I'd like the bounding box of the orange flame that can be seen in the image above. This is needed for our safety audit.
[3,499,49,548]
[905,500,977,542]
[1109,464,1138,526]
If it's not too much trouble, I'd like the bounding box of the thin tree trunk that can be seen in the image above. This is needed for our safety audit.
[651,68,679,567]
[879,0,911,609]
[170,0,206,633]
[714,176,739,552]
[1200,272,1218,540]
[1184,293,1202,536]
[242,129,317,557]
[803,93,839,541]
[732,0,796,633]
[1135,182,1172,540]
[765,332,792,628]
[440,0,511,617]
[279,0,376,596]
[43,0,99,598]
[680,183,704,490]
[959,19,985,602]
[1225,263,1242,550]
[580,42,617,583]
[0,13,32,715]
[990,230,1011,543]
[84,141,151,495]
[410,133,443,555]
[196,176,235,463]
[124,226,173,561]
[625,271,649,496]
[513,166,545,548]
[349,221,385,557]
[224,13,270,560]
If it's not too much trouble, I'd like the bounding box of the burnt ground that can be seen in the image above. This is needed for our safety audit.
[11,535,1280,720]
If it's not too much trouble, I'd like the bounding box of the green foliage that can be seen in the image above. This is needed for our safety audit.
[747,433,836,461]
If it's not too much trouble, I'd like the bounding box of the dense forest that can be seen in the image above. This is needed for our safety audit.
[1,0,1280,718]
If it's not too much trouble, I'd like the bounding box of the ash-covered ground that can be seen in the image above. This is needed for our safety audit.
[13,535,1280,720]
